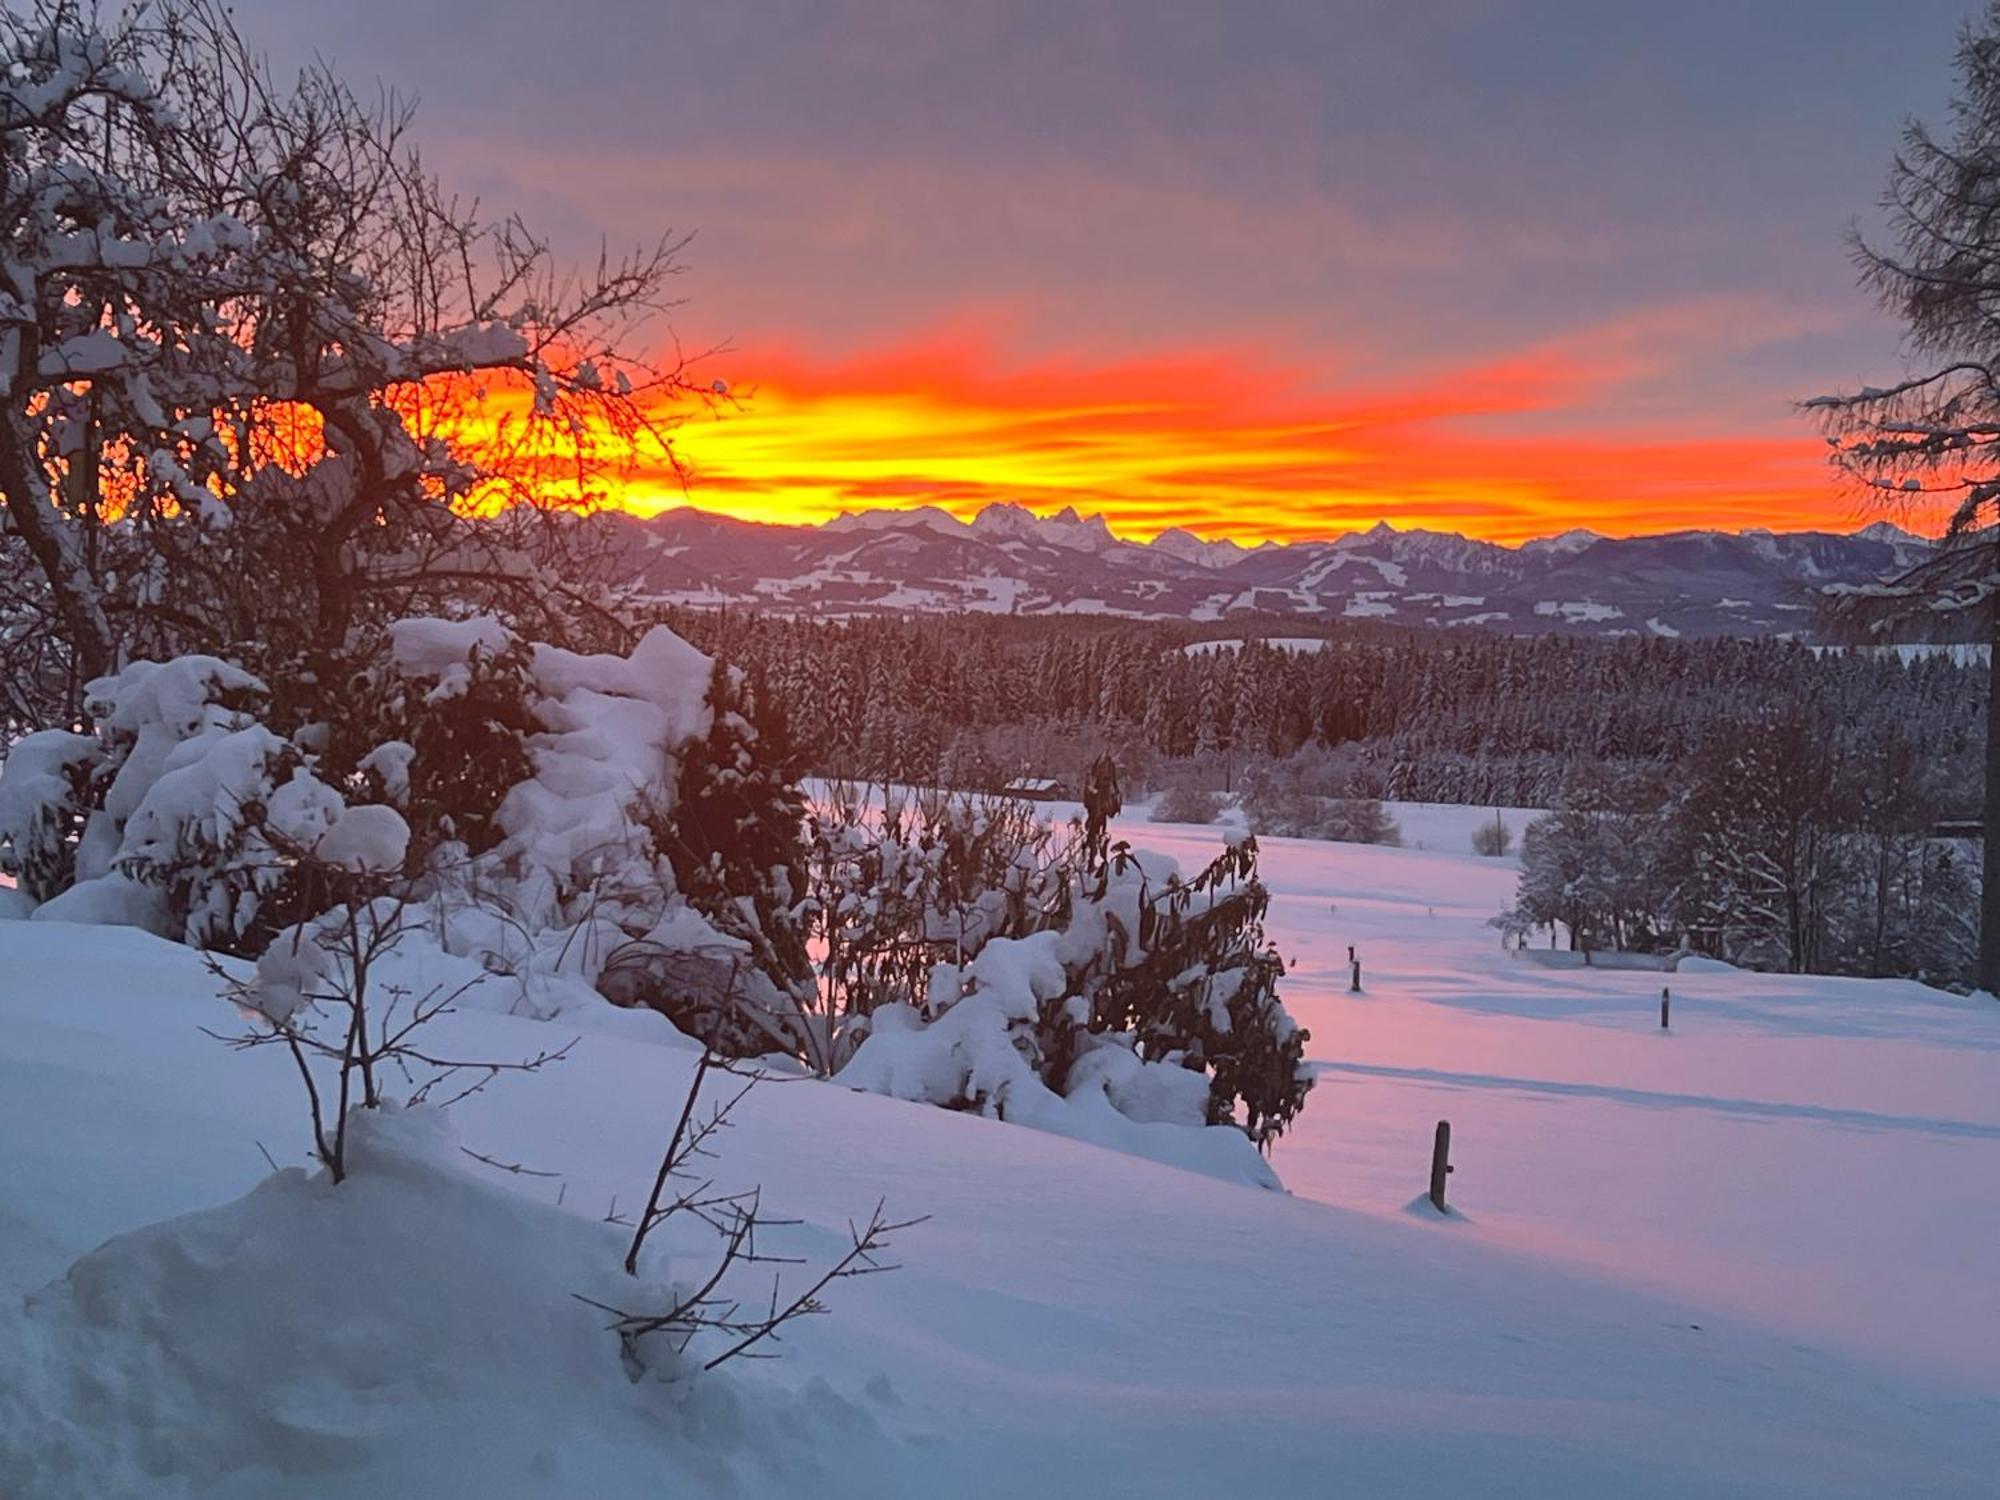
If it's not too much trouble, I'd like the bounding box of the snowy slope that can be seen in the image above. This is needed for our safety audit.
[3,814,1998,1496]
[1142,802,2000,1389]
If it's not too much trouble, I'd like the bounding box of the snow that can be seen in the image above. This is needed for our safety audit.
[3,1102,873,1496]
[1128,805,2000,1394]
[493,626,718,901]
[1534,599,1625,623]
[3,808,1998,1494]
[29,870,167,931]
[386,615,513,680]
[825,504,970,537]
[1342,590,1398,618]
[1851,520,1926,545]
[1520,528,1604,555]
[836,900,1283,1191]
[1148,526,1249,569]
[970,501,1117,554]
[1189,591,1233,622]
[1181,636,1330,657]
[313,804,411,873]
[0,729,95,872]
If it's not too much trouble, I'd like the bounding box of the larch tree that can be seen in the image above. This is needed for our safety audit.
[1808,2,2000,993]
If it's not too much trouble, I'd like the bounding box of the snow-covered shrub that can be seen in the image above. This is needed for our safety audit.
[218,857,579,1184]
[0,620,818,1026]
[802,785,1064,1073]
[624,659,818,1057]
[304,618,540,864]
[1471,813,1514,857]
[2,651,494,951]
[1,656,339,949]
[808,764,1312,1166]
[1150,782,1223,825]
[1240,767,1400,846]
[0,730,98,903]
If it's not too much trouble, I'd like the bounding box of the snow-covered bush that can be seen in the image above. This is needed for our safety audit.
[0,620,817,1025]
[304,619,541,864]
[1150,782,1224,825]
[1241,767,1401,846]
[0,730,97,902]
[0,656,321,947]
[621,659,818,1057]
[801,765,1312,1168]
[800,785,1061,1073]
[218,859,576,1185]
[0,642,524,952]
[1471,813,1514,857]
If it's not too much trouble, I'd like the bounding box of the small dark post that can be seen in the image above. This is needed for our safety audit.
[1660,986,1670,1030]
[1429,1120,1453,1213]
[1350,957,1362,993]
[1347,944,1355,964]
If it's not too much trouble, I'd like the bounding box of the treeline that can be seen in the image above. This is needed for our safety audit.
[1506,716,1978,987]
[664,611,1983,812]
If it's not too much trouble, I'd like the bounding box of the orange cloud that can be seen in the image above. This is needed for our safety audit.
[564,310,1861,545]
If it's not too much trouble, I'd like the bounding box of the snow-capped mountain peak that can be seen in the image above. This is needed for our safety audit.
[1851,520,1922,545]
[824,504,970,538]
[1151,526,1250,569]
[618,502,1944,638]
[969,501,1118,553]
[1521,528,1604,555]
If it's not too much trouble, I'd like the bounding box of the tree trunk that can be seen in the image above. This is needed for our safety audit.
[1982,598,2000,995]
[0,416,114,691]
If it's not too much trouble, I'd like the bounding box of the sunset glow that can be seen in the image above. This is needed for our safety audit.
[217,1,1979,549]
[618,324,1858,545]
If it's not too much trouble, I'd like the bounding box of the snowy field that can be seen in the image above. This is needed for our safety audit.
[3,802,1998,1495]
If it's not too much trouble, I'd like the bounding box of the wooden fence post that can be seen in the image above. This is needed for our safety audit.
[1660,986,1671,1030]
[1429,1120,1452,1212]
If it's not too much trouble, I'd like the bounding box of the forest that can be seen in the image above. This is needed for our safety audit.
[666,610,1983,812]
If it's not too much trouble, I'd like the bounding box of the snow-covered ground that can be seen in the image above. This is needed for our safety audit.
[1145,802,2000,1390]
[4,803,1997,1495]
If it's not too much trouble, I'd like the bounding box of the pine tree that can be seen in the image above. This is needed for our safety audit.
[1809,4,2000,991]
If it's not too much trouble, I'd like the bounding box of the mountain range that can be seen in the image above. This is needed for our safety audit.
[606,501,1942,639]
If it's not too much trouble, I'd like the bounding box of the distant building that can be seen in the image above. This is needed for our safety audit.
[1002,776,1065,802]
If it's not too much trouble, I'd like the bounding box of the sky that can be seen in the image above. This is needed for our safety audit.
[237,0,1982,544]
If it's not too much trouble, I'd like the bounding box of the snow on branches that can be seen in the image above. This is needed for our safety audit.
[0,0,706,718]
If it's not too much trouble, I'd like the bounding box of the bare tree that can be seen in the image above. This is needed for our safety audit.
[209,852,576,1183]
[0,0,708,723]
[579,1046,922,1380]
